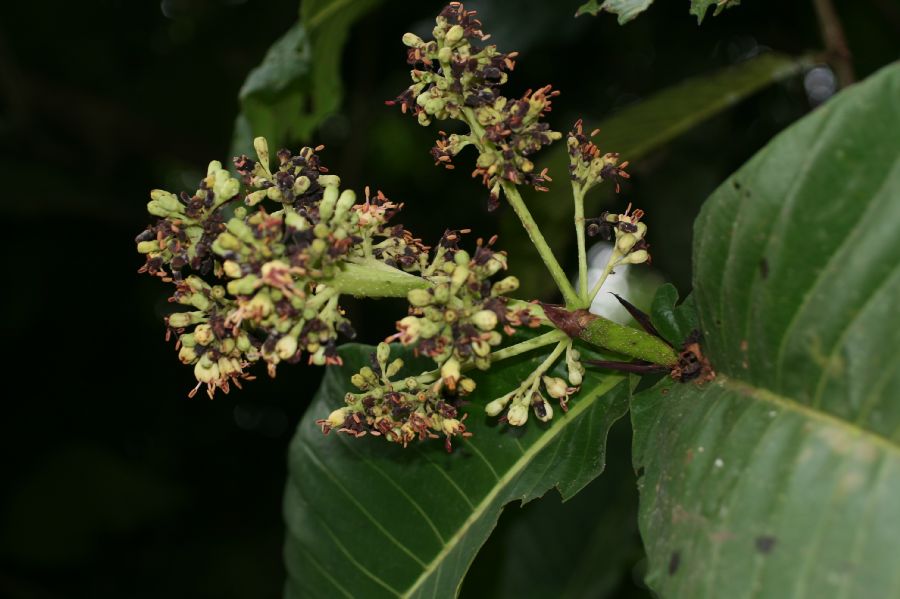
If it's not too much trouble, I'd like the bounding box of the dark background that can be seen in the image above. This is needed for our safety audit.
[1,1,896,597]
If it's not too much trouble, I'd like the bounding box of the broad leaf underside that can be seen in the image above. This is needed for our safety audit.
[634,62,900,597]
[284,342,629,598]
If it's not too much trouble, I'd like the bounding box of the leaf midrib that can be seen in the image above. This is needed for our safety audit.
[716,374,900,456]
[400,374,625,598]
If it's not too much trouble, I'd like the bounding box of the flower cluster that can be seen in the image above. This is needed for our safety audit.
[389,2,562,209]
[392,232,543,388]
[136,139,427,397]
[317,343,472,451]
[567,119,631,194]
[585,203,651,267]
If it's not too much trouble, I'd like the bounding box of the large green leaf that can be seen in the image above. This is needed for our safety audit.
[233,0,379,157]
[632,61,900,596]
[284,340,629,598]
[505,52,806,299]
[460,419,648,599]
[576,0,742,24]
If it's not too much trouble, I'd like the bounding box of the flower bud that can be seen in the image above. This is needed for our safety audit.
[150,189,180,212]
[245,189,268,206]
[376,342,391,366]
[293,175,311,195]
[507,403,529,426]
[440,357,461,391]
[402,32,424,48]
[386,358,404,378]
[532,393,553,422]
[438,46,452,63]
[491,276,519,296]
[407,288,432,307]
[178,345,197,364]
[620,249,649,265]
[253,137,270,173]
[616,232,637,253]
[136,240,159,254]
[194,324,214,346]
[167,312,196,328]
[458,377,477,394]
[275,335,298,360]
[194,356,220,384]
[396,316,421,344]
[222,260,242,278]
[445,24,465,44]
[318,174,341,187]
[485,391,514,417]
[441,418,462,436]
[351,373,368,389]
[472,309,498,331]
[542,376,569,399]
[326,407,349,429]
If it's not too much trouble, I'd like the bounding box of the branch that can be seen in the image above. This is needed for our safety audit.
[812,0,855,88]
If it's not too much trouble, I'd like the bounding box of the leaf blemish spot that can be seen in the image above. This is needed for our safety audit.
[755,535,777,554]
[668,551,681,575]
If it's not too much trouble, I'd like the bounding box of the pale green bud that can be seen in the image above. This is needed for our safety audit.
[194,356,220,384]
[351,374,368,389]
[386,358,404,378]
[245,189,268,206]
[150,189,181,212]
[285,211,308,231]
[222,260,242,278]
[507,402,529,426]
[326,407,349,428]
[438,46,452,63]
[533,394,553,423]
[620,249,649,265]
[485,391,515,417]
[167,312,200,328]
[293,175,311,195]
[616,232,637,253]
[491,276,519,296]
[407,288,432,308]
[542,376,571,399]
[402,32,424,48]
[275,335,298,360]
[458,377,476,394]
[472,309,498,331]
[137,240,159,254]
[445,24,465,44]
[441,357,461,391]
[253,137,270,173]
[178,345,198,364]
[266,186,283,201]
[376,342,391,366]
[194,324,214,346]
[317,174,341,187]
[226,274,259,296]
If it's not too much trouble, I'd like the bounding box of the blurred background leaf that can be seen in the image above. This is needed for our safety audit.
[576,0,743,24]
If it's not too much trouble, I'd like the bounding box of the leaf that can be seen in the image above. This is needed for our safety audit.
[575,0,653,24]
[649,283,697,347]
[632,61,900,596]
[460,419,648,599]
[284,340,630,598]
[233,0,380,157]
[690,0,742,24]
[505,52,807,299]
[575,0,741,24]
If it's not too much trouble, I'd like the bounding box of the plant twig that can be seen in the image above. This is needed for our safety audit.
[812,0,855,88]
[572,183,589,300]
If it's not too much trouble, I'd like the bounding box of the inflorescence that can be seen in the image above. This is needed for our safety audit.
[136,2,665,450]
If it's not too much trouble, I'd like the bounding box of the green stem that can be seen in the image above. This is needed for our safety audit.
[572,183,588,300]
[457,106,579,307]
[491,329,567,362]
[547,306,677,367]
[372,329,567,395]
[586,252,620,306]
[330,260,429,297]
[502,183,581,307]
